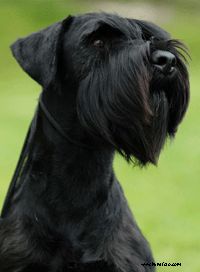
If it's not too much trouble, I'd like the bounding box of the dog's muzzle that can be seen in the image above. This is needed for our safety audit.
[151,49,176,75]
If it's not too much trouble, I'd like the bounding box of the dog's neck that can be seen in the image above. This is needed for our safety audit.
[23,90,115,222]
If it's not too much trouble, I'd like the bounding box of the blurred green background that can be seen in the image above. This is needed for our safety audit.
[0,1,199,271]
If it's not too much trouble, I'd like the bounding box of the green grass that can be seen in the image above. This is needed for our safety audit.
[0,1,199,271]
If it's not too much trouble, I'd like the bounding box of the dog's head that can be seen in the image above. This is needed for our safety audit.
[11,13,189,165]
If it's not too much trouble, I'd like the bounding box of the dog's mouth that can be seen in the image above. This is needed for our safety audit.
[153,63,178,78]
[150,67,178,93]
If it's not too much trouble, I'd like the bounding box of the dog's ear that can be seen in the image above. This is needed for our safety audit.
[10,16,74,87]
[128,19,170,41]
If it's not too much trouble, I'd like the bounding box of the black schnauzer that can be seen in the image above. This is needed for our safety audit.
[0,13,189,272]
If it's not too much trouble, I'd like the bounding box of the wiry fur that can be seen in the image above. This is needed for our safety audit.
[0,13,189,272]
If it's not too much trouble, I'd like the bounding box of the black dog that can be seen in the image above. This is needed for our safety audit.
[0,13,189,272]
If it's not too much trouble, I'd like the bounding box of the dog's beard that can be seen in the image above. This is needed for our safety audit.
[77,40,189,165]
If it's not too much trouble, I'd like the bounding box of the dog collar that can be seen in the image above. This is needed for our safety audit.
[39,94,94,150]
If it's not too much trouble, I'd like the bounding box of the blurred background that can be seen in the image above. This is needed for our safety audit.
[0,1,199,271]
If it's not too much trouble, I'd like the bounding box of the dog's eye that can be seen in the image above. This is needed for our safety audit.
[93,39,104,48]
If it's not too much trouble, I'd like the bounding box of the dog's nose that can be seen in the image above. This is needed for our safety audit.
[151,50,176,74]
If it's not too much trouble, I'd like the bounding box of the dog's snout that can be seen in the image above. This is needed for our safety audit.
[151,50,176,74]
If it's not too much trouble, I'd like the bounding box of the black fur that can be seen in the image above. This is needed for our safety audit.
[0,13,189,272]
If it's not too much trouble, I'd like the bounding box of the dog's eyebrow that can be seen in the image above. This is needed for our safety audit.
[81,21,125,39]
